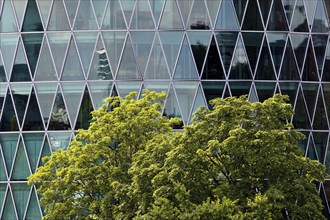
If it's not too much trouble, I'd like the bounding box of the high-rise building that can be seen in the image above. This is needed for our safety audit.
[0,0,330,218]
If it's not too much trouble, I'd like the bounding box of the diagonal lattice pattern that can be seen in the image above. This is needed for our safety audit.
[0,0,330,218]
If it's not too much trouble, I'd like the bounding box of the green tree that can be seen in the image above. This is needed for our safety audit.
[29,92,326,219]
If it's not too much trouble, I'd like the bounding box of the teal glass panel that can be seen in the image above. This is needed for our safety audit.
[291,0,309,32]
[63,0,79,27]
[258,0,272,24]
[0,52,7,82]
[188,0,210,30]
[116,81,141,98]
[159,31,183,73]
[322,84,330,129]
[11,140,30,180]
[159,0,183,29]
[22,34,43,77]
[229,81,251,97]
[242,32,263,72]
[173,37,198,79]
[47,32,71,75]
[22,0,43,31]
[120,0,136,26]
[75,88,93,130]
[242,0,263,30]
[35,83,57,127]
[268,33,287,72]
[0,150,7,180]
[102,31,126,74]
[74,0,97,30]
[88,81,113,110]
[313,132,328,163]
[255,41,276,80]
[23,89,44,131]
[174,81,198,125]
[61,82,85,128]
[0,93,19,131]
[11,183,30,219]
[23,133,43,173]
[11,83,30,126]
[102,0,126,29]
[47,0,70,30]
[34,37,57,81]
[0,0,18,32]
[313,95,328,130]
[38,141,51,167]
[302,83,319,117]
[189,85,206,122]
[216,32,238,73]
[255,82,276,101]
[302,43,319,81]
[145,36,170,79]
[48,132,72,151]
[1,191,16,220]
[61,38,84,81]
[307,136,318,160]
[0,184,7,211]
[202,81,225,107]
[312,0,329,32]
[279,82,299,105]
[37,0,52,27]
[216,0,239,30]
[312,35,328,73]
[0,34,19,78]
[10,40,31,82]
[229,37,252,80]
[12,0,27,29]
[91,0,107,26]
[149,0,165,26]
[130,0,155,29]
[279,39,300,80]
[290,33,308,71]
[25,189,42,220]
[201,36,225,80]
[49,91,71,131]
[293,89,311,129]
[0,85,6,113]
[131,31,154,74]
[233,0,247,25]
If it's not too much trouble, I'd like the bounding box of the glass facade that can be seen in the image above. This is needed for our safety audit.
[0,0,330,218]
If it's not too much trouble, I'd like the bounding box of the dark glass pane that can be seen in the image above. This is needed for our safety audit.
[22,34,43,77]
[202,81,225,107]
[255,41,276,80]
[312,0,329,33]
[322,84,330,125]
[268,0,288,31]
[291,0,309,32]
[242,0,263,30]
[233,0,248,24]
[292,89,311,129]
[323,40,330,81]
[215,0,239,30]
[242,32,263,72]
[23,90,44,131]
[11,83,30,126]
[229,38,252,80]
[313,132,328,163]
[202,37,225,80]
[23,133,43,173]
[313,94,328,130]
[0,93,19,131]
[302,83,319,117]
[302,42,319,81]
[75,88,93,130]
[22,0,43,31]
[312,35,328,74]
[268,33,287,73]
[291,33,309,71]
[11,183,30,219]
[281,0,295,23]
[279,41,300,80]
[49,92,71,130]
[216,32,238,73]
[229,81,251,97]
[255,82,275,101]
[10,40,31,82]
[279,82,299,105]
[258,0,272,23]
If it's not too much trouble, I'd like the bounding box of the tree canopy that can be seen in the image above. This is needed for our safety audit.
[28,91,327,220]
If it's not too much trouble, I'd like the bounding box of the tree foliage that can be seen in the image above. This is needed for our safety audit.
[29,91,326,219]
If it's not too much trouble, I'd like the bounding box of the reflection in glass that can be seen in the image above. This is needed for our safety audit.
[291,0,308,32]
[202,81,225,107]
[159,0,183,29]
[130,0,154,29]
[312,0,329,33]
[48,132,71,151]
[216,32,238,73]
[22,0,43,32]
[74,0,97,30]
[216,0,239,30]
[88,81,112,109]
[188,0,210,30]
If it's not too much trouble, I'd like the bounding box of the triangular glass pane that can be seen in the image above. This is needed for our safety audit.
[279,40,300,80]
[25,189,42,220]
[0,83,6,112]
[242,32,263,72]
[312,0,329,32]
[177,0,192,27]
[258,0,272,24]
[35,82,57,127]
[290,33,309,72]
[249,84,258,102]
[0,150,7,180]
[293,88,311,129]
[145,35,170,79]
[88,81,113,110]
[202,81,225,108]
[233,0,247,25]
[47,32,71,74]
[63,0,79,27]
[37,0,52,28]
[313,94,328,130]
[149,0,165,26]
[188,0,210,30]
[1,190,16,220]
[130,0,155,29]
[313,132,328,163]
[159,31,183,73]
[23,133,43,173]
[305,0,318,27]
[131,31,154,74]
[22,34,43,77]
[267,0,289,30]
[173,37,199,79]
[117,38,141,80]
[312,35,328,74]
[307,135,318,160]
[206,0,221,27]
[11,140,30,180]
[174,82,198,125]
[255,41,276,80]
[189,85,207,123]
[10,39,31,82]
[116,81,141,98]
[34,37,57,81]
[38,140,51,167]
[281,0,295,24]
[48,0,70,30]
[0,34,19,78]
[0,134,19,174]
[143,81,170,94]
[159,0,183,29]
[74,0,97,30]
[75,88,93,130]
[61,82,85,128]
[23,88,44,131]
[120,0,136,26]
[223,84,231,98]
[187,31,211,74]
[216,32,238,73]
[11,183,30,219]
[12,0,27,29]
[11,83,30,127]
[0,0,18,32]
[302,42,319,81]
[229,81,252,97]
[102,0,126,29]
[279,82,299,105]
[323,40,330,81]
[0,92,19,131]
[49,91,71,130]
[0,52,7,82]
[0,184,7,210]
[74,32,98,76]
[267,33,287,73]
[229,37,252,80]
[22,0,43,31]
[92,0,107,27]
[102,31,126,74]
[202,36,225,80]
[291,0,309,32]
[61,38,84,80]
[302,83,319,117]
[255,82,275,102]
[48,132,71,151]
[242,0,263,30]
[216,0,239,30]
[164,85,183,127]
